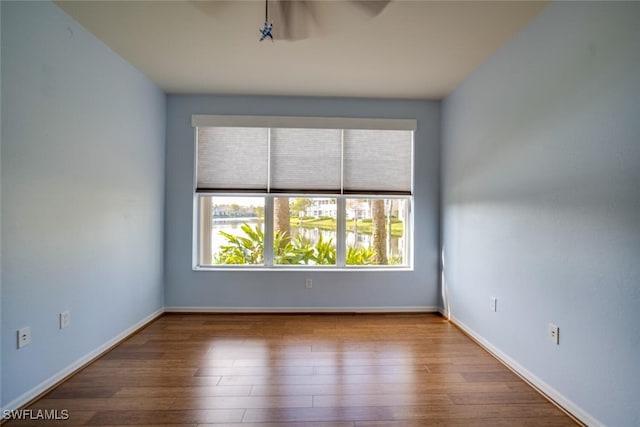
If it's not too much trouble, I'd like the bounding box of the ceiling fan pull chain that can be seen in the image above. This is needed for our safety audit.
[259,0,274,42]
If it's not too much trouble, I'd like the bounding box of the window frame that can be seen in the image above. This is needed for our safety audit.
[193,193,413,271]
[191,115,416,272]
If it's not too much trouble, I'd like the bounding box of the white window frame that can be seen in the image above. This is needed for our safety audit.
[192,115,416,272]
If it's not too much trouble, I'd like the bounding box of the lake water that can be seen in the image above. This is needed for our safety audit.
[212,218,404,257]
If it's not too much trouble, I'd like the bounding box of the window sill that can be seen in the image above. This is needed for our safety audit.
[193,265,414,273]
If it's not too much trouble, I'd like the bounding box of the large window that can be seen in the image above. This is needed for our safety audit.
[193,115,415,270]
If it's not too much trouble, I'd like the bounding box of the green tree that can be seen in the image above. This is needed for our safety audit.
[290,198,313,217]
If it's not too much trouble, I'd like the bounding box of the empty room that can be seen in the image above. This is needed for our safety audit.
[1,1,638,426]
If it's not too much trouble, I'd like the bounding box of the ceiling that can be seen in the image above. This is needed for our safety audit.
[55,0,549,99]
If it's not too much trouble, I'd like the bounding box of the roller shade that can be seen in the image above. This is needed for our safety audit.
[343,130,413,194]
[270,128,342,192]
[196,127,268,191]
[194,116,414,195]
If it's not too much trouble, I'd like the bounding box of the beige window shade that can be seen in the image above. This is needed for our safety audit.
[270,128,342,192]
[196,127,268,191]
[194,117,414,195]
[343,130,413,194]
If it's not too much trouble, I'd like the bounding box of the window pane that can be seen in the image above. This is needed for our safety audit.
[273,197,337,266]
[202,196,265,265]
[346,198,410,266]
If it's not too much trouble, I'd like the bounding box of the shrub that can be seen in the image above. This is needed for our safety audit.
[214,224,380,266]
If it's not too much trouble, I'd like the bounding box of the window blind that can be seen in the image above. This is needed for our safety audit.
[343,130,413,194]
[196,127,268,191]
[194,116,415,195]
[270,128,342,192]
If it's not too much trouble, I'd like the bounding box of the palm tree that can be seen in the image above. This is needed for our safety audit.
[274,197,291,245]
[371,199,388,264]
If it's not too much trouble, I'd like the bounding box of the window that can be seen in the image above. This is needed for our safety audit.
[273,197,338,266]
[199,196,265,266]
[346,198,410,266]
[193,115,415,270]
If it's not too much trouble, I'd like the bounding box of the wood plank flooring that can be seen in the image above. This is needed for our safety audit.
[5,313,578,426]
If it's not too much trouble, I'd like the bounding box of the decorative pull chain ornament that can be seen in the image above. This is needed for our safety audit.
[259,0,274,42]
[259,21,273,42]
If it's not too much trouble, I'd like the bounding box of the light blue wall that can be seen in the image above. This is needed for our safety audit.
[441,2,640,426]
[165,95,440,309]
[1,1,166,407]
[0,0,3,408]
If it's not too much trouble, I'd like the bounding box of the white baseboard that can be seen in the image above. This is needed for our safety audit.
[164,306,439,313]
[1,308,164,414]
[447,313,602,427]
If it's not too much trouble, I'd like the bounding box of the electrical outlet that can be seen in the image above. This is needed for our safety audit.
[17,327,31,349]
[490,297,497,312]
[60,311,70,329]
[548,323,559,345]
[305,278,312,289]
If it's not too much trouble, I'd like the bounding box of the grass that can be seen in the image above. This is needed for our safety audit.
[292,217,404,238]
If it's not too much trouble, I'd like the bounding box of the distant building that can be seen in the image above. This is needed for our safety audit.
[305,198,337,218]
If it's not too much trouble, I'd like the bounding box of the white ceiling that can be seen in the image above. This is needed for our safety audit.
[55,0,549,99]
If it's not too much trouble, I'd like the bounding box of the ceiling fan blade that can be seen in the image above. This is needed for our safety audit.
[270,0,321,41]
[188,0,229,18]
[349,0,390,17]
[267,0,390,42]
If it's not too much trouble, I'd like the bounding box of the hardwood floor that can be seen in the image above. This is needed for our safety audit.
[5,313,578,426]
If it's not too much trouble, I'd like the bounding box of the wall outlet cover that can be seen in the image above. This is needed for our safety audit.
[60,311,71,329]
[18,327,32,349]
[548,323,559,345]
